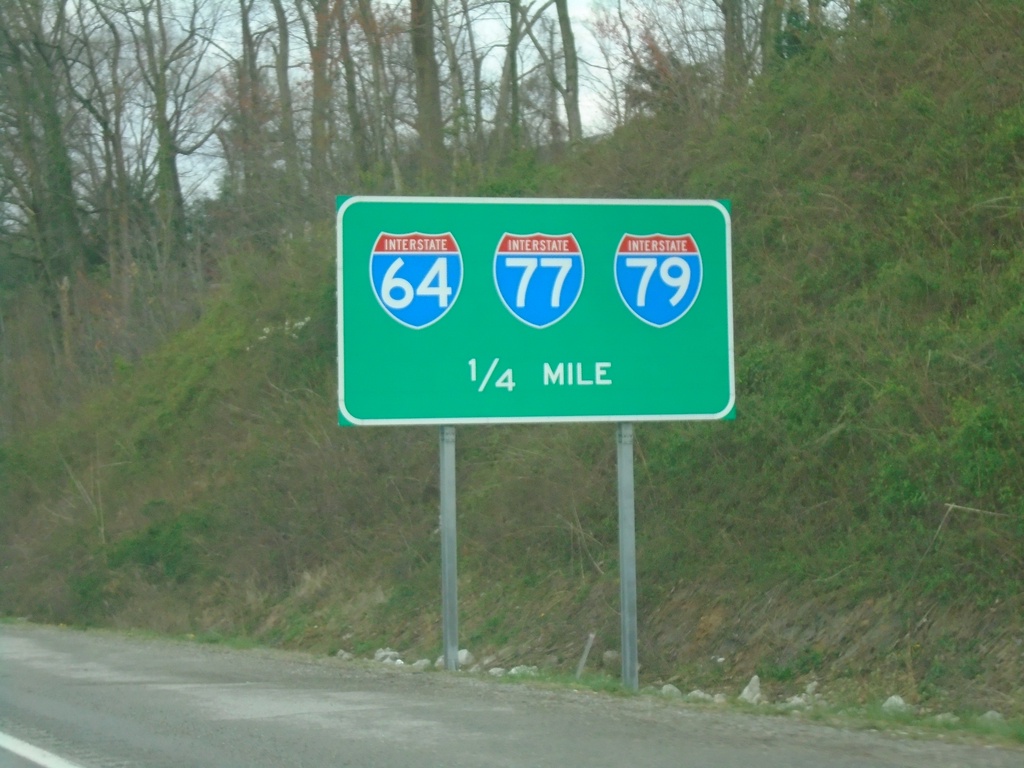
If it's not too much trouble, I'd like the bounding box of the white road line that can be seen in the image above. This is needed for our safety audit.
[0,732,86,768]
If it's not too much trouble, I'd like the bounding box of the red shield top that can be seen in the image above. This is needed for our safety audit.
[374,232,459,253]
[617,234,698,254]
[497,233,581,253]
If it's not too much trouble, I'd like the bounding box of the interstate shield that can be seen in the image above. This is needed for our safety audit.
[614,233,703,327]
[493,233,584,329]
[370,232,463,329]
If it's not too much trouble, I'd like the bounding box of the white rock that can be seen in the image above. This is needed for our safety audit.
[335,650,354,661]
[458,649,475,667]
[783,694,809,709]
[805,681,819,696]
[435,655,445,669]
[932,713,960,725]
[713,693,728,705]
[374,648,401,663]
[685,689,714,703]
[469,664,482,673]
[509,665,538,677]
[979,710,1004,723]
[661,684,682,698]
[488,667,507,677]
[882,695,910,713]
[411,659,431,672]
[739,675,762,704]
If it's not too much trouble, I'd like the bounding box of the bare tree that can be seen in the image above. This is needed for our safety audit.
[493,0,549,158]
[459,0,487,162]
[807,0,824,28]
[410,0,448,190]
[117,0,224,261]
[716,0,745,100]
[338,0,370,178]
[295,0,336,195]
[0,0,86,286]
[270,0,302,203]
[63,0,145,307]
[759,0,784,71]
[355,0,405,191]
[516,0,583,147]
[553,0,581,143]
[235,0,266,200]
[437,0,471,174]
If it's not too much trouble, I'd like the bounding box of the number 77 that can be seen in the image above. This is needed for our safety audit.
[504,257,574,308]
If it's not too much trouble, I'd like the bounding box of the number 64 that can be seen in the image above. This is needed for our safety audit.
[381,257,453,309]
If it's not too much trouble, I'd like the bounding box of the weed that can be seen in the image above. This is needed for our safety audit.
[108,512,212,584]
[67,567,111,625]
[467,615,511,648]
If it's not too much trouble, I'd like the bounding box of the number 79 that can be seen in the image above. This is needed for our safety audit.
[623,256,691,307]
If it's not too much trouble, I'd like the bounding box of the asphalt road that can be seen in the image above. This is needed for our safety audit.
[0,623,1018,768]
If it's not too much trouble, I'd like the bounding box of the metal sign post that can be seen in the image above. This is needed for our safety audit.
[439,426,459,670]
[616,423,639,691]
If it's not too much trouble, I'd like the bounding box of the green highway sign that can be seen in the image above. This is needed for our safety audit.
[337,197,733,425]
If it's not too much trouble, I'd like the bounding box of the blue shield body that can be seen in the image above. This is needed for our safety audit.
[614,234,703,327]
[493,233,584,329]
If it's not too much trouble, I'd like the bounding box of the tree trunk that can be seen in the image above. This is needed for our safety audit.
[271,0,302,206]
[493,0,522,160]
[307,0,334,195]
[57,276,75,369]
[458,0,485,165]
[808,0,824,29]
[143,10,188,259]
[438,0,469,175]
[760,0,784,72]
[718,0,746,103]
[338,0,370,178]
[355,0,403,191]
[554,0,582,144]
[508,0,521,150]
[410,0,448,191]
[237,0,263,200]
[0,0,86,284]
[459,0,485,163]
[71,0,135,306]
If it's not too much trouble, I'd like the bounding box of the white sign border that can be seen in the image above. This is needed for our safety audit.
[337,196,734,426]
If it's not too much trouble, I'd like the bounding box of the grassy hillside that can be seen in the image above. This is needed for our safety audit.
[2,0,1022,724]
[560,0,1024,595]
